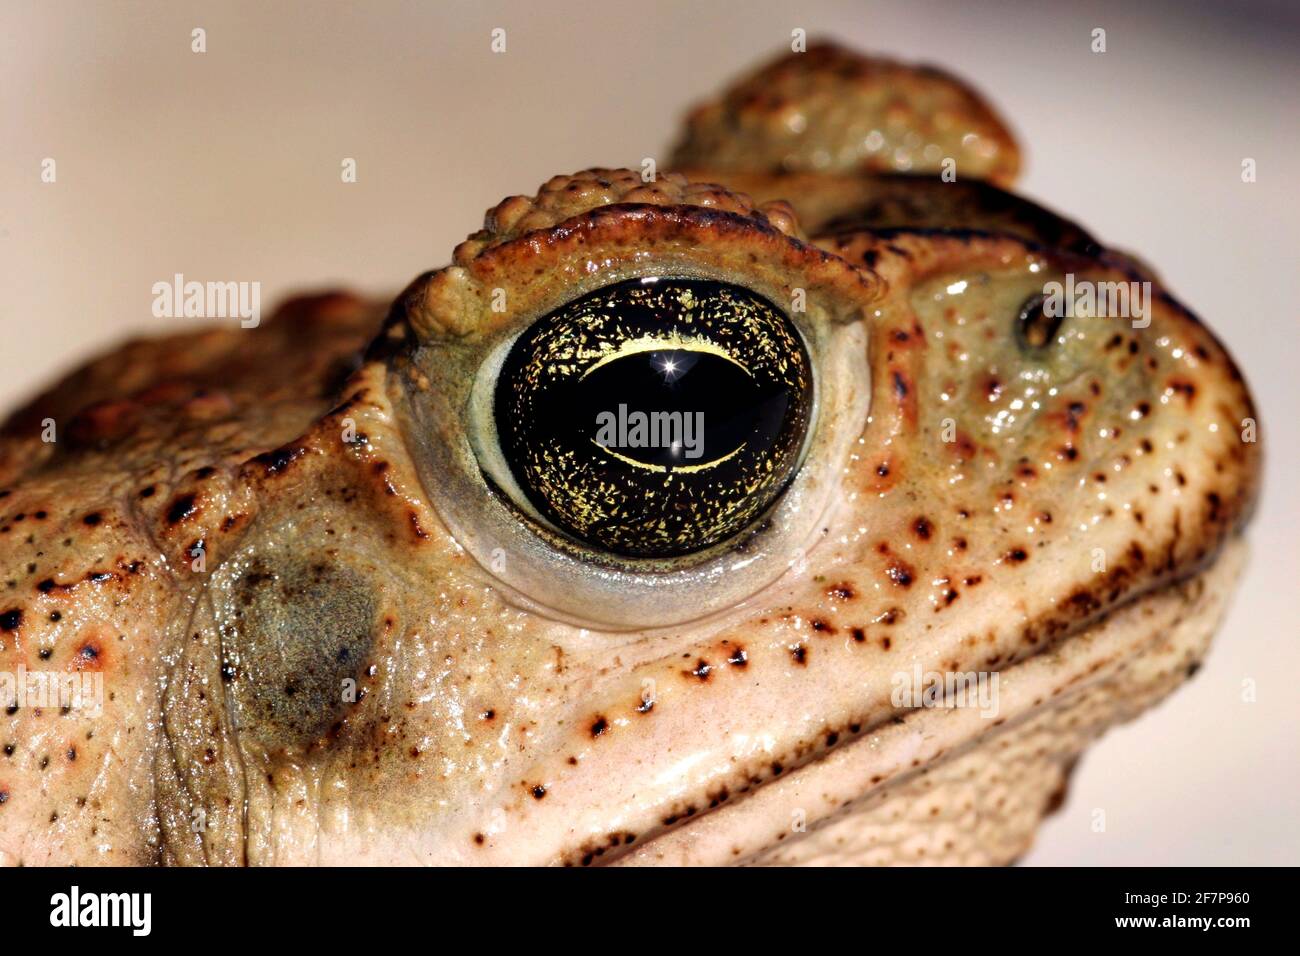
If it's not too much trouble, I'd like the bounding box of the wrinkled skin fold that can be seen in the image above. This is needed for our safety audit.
[0,42,1259,866]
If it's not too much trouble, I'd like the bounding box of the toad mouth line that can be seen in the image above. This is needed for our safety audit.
[581,541,1243,867]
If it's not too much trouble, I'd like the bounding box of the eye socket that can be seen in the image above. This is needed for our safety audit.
[1015,292,1065,351]
[490,277,813,559]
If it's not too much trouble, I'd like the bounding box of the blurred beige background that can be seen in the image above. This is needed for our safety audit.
[2,0,1296,864]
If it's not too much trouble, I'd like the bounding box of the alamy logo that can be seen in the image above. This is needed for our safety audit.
[594,405,705,460]
[1042,273,1152,329]
[890,664,1000,718]
[0,666,103,718]
[50,886,151,936]
[151,273,261,328]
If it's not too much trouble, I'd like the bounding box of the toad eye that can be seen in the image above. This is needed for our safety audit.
[486,277,813,558]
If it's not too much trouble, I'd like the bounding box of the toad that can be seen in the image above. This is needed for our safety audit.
[0,42,1259,865]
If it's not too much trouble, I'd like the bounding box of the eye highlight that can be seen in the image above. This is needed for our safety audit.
[491,277,813,558]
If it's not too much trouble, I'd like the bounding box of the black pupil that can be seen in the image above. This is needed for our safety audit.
[579,349,790,469]
[493,277,813,559]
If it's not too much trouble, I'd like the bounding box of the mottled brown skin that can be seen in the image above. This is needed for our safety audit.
[671,42,1021,185]
[0,45,1260,866]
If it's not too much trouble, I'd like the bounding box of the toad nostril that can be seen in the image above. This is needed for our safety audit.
[1015,293,1064,351]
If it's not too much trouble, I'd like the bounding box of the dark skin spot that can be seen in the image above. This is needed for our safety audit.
[892,371,909,399]
[885,561,914,587]
[913,517,933,540]
[139,486,155,499]
[851,627,866,643]
[251,446,304,474]
[727,647,748,667]
[881,636,892,650]
[480,709,495,721]
[791,645,808,665]
[948,433,977,462]
[166,494,197,524]
[810,618,835,635]
[827,582,855,601]
[590,717,608,738]
[531,785,547,800]
[0,609,21,632]
[1068,591,1101,615]
[74,640,103,671]
[688,659,712,681]
[81,513,102,526]
[1006,547,1029,563]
